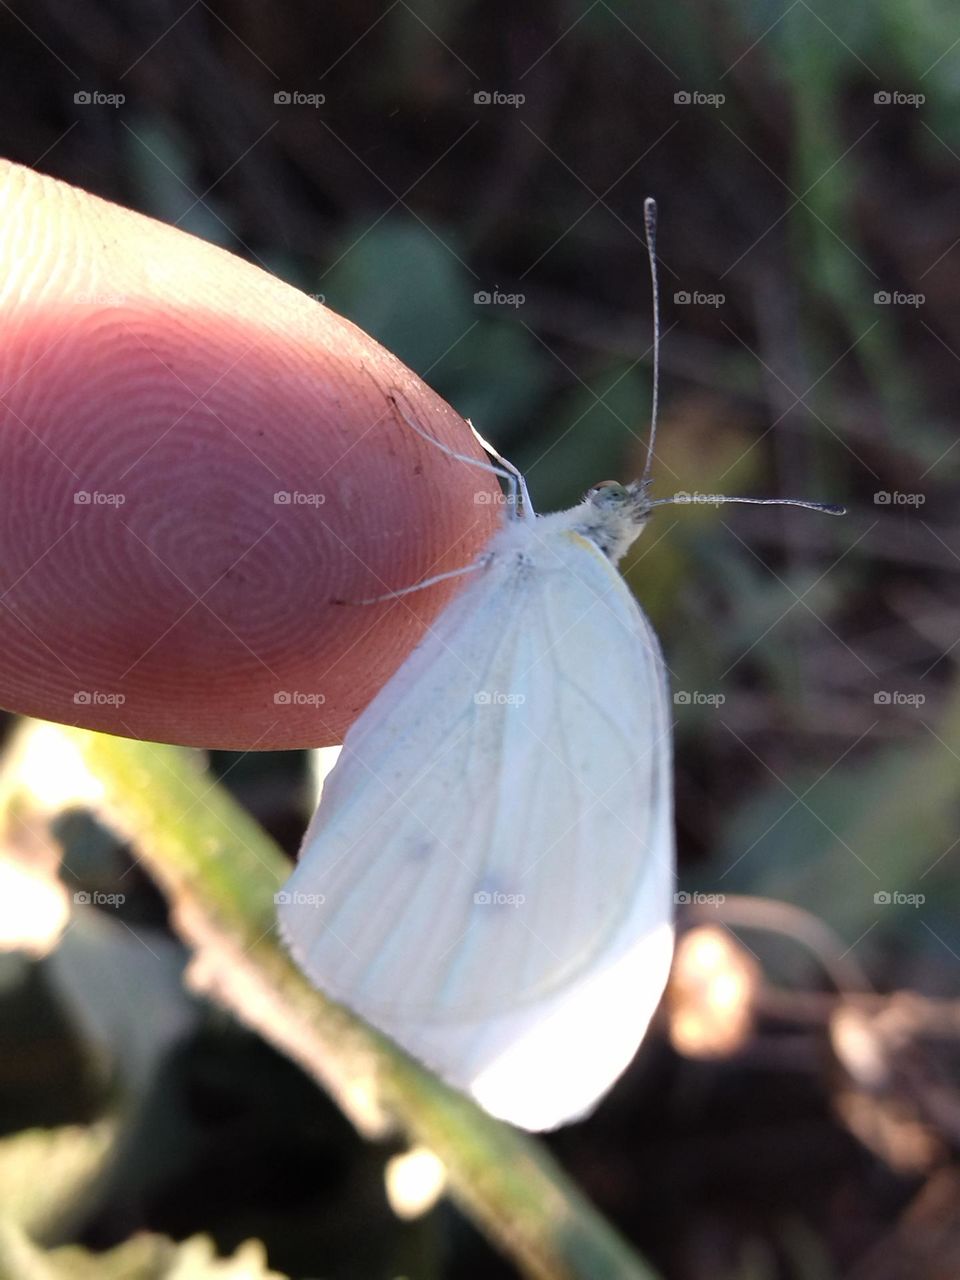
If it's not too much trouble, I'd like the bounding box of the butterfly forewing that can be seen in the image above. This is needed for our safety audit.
[279,527,673,1037]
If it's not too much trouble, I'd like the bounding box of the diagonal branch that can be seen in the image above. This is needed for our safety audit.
[26,723,659,1280]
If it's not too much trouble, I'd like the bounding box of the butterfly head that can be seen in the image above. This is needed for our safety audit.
[579,478,653,562]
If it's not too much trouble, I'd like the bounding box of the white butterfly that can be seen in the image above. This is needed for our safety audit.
[278,201,841,1130]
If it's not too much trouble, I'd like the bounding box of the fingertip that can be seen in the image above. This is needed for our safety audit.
[0,160,501,747]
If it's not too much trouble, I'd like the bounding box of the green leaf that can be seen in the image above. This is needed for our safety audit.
[321,220,551,431]
[720,687,960,944]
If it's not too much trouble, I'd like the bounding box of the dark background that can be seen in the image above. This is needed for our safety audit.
[1,3,959,1278]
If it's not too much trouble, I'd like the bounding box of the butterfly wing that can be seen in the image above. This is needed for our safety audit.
[279,527,674,1130]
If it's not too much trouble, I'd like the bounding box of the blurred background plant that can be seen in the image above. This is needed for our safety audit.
[0,1,958,1277]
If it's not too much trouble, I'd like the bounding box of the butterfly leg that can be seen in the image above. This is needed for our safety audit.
[466,422,534,522]
[387,392,531,520]
[337,556,489,606]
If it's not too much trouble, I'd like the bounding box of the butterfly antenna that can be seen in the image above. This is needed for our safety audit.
[649,494,845,515]
[641,196,660,493]
[637,198,845,519]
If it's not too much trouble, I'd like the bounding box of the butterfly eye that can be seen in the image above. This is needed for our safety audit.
[588,480,628,502]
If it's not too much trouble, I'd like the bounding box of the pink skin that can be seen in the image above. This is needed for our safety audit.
[0,160,500,748]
